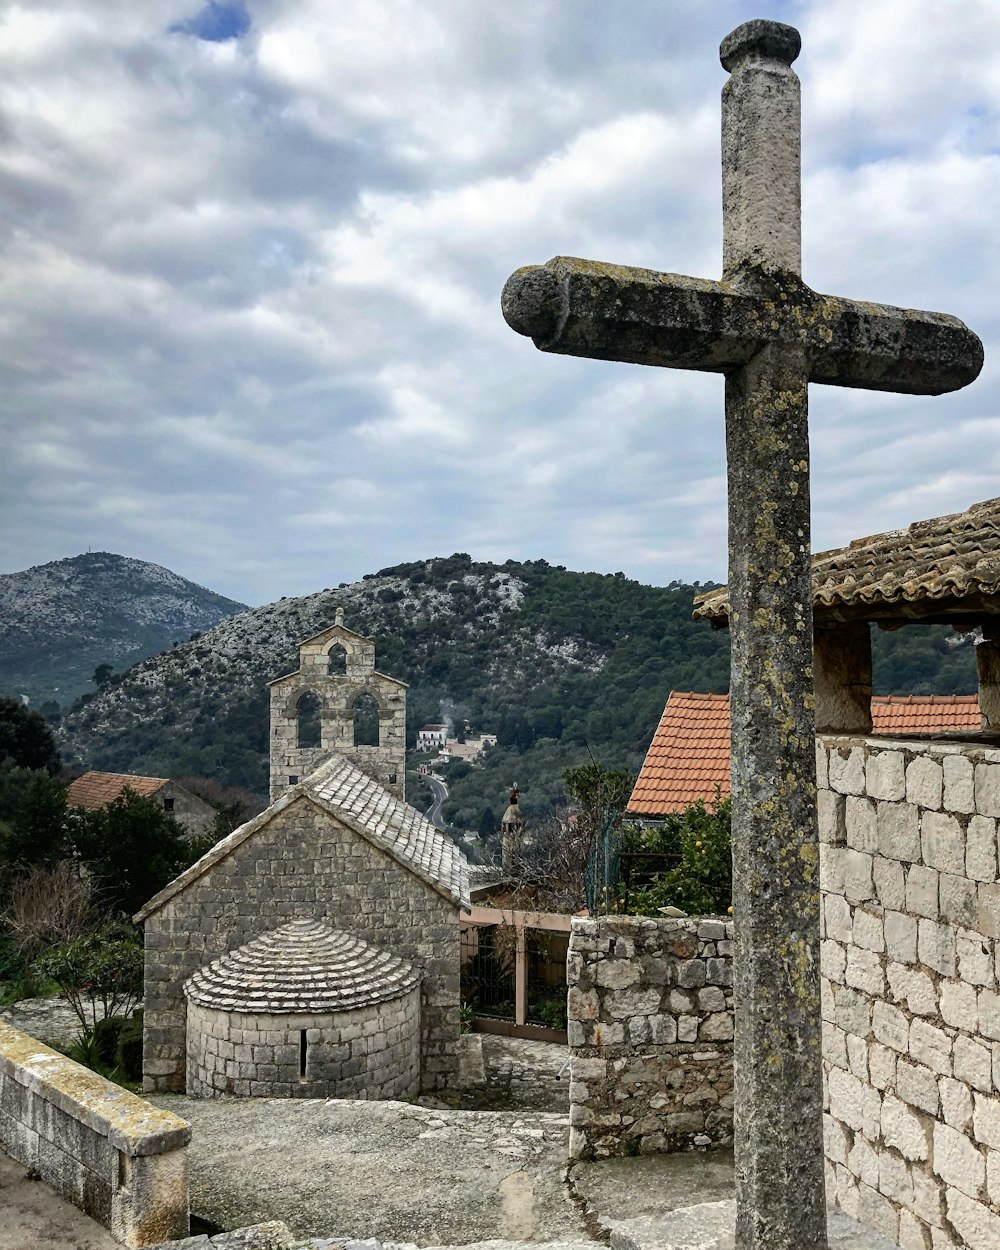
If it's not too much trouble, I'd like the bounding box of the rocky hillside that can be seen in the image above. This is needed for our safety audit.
[56,555,732,817]
[0,553,248,707]
[54,551,978,832]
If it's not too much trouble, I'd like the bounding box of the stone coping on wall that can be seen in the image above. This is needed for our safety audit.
[0,1020,191,1156]
[821,733,1000,762]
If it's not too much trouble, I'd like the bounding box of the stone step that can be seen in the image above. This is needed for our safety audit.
[150,1227,602,1250]
[605,1200,899,1250]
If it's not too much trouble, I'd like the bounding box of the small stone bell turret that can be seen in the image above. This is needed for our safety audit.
[500,784,525,873]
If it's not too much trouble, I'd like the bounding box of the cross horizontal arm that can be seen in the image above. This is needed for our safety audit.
[502,255,983,396]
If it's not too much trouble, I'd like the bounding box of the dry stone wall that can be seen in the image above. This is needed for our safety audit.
[818,736,1000,1250]
[566,914,734,1159]
[143,797,460,1095]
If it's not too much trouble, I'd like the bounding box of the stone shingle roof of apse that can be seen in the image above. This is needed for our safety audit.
[627,692,982,817]
[694,497,1000,625]
[67,770,168,810]
[184,919,419,1013]
[134,753,471,921]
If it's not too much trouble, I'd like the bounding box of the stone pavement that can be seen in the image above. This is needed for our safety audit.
[152,1092,897,1250]
[151,1093,575,1246]
[0,1148,121,1250]
[423,1033,570,1113]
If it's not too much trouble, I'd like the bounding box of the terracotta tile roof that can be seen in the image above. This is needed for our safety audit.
[627,692,981,817]
[872,694,981,735]
[627,692,732,817]
[135,752,470,921]
[67,770,168,810]
[694,497,1000,625]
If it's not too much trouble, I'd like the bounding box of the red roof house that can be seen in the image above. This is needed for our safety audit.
[627,692,981,819]
[67,771,216,838]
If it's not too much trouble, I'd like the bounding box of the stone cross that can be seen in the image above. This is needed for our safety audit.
[501,20,982,1250]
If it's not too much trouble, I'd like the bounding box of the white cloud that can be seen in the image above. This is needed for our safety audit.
[0,0,997,610]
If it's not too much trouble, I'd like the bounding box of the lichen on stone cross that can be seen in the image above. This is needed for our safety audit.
[501,18,982,1250]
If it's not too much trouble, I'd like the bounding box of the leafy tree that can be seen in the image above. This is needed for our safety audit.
[71,788,214,918]
[91,664,117,690]
[0,770,69,871]
[622,793,732,916]
[0,698,61,774]
[563,762,634,817]
[35,924,143,1029]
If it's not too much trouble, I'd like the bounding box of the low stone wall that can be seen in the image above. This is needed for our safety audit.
[567,914,734,1159]
[186,991,421,1099]
[0,1021,190,1248]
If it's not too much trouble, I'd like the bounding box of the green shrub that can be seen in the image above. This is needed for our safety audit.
[34,925,143,1031]
[534,995,568,1031]
[116,1010,144,1082]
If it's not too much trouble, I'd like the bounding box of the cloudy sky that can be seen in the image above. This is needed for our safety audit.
[1,0,997,606]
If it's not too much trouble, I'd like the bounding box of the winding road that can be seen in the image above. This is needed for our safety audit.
[426,774,448,829]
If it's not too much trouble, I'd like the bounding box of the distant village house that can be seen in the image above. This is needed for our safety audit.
[416,724,448,751]
[67,770,216,839]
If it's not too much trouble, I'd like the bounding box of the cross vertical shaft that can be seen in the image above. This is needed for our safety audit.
[499,18,983,1250]
[721,24,826,1250]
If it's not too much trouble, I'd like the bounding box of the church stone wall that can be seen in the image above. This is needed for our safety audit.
[567,915,734,1159]
[142,797,460,1096]
[185,989,420,1100]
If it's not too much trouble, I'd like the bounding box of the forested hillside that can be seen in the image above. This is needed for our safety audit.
[54,552,977,833]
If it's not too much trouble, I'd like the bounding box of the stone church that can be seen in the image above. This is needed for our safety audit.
[135,613,470,1098]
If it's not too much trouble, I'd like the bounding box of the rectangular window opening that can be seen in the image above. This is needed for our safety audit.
[163,797,175,813]
[299,1029,308,1080]
[289,774,299,785]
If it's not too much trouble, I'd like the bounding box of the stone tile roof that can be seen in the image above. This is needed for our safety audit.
[67,770,167,810]
[135,753,470,921]
[307,755,470,909]
[184,919,419,1013]
[627,691,982,817]
[694,497,1000,624]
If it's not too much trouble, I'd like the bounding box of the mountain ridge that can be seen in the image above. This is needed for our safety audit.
[51,550,978,834]
[0,552,249,707]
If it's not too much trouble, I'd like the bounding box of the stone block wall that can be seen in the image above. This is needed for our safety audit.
[566,914,734,1159]
[186,990,421,1099]
[0,1020,190,1248]
[158,781,217,840]
[143,797,460,1095]
[818,736,1000,1250]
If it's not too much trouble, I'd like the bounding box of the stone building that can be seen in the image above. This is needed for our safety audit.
[569,499,1000,1247]
[135,660,470,1100]
[268,608,406,803]
[67,770,217,839]
[694,497,1000,738]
